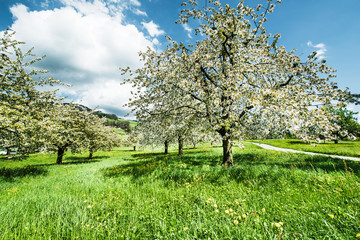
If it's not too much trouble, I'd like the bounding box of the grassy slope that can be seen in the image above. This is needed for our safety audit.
[0,144,359,239]
[106,118,137,129]
[251,139,360,158]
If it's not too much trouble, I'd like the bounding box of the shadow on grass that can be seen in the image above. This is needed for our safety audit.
[131,152,172,160]
[0,166,48,182]
[31,158,102,167]
[102,149,360,185]
[65,156,109,161]
[127,149,211,162]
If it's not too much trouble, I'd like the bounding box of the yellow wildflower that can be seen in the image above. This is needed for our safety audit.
[329,214,334,219]
[274,222,283,228]
[233,220,239,225]
[183,227,188,231]
[356,233,360,238]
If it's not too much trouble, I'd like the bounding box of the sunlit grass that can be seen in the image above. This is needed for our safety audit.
[251,139,360,158]
[1,143,359,239]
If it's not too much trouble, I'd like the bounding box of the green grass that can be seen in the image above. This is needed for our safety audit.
[1,144,360,239]
[106,118,137,129]
[250,139,360,158]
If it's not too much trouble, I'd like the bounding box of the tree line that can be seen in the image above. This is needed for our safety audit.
[103,118,132,133]
[0,30,121,163]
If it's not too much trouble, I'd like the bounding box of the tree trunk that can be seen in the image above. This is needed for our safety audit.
[217,127,234,167]
[133,146,136,151]
[164,140,169,154]
[6,147,11,155]
[5,147,11,159]
[88,151,93,159]
[222,136,234,167]
[57,147,66,164]
[334,139,339,144]
[178,135,184,156]
[193,142,196,149]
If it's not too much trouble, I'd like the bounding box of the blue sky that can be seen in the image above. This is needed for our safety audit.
[1,0,359,118]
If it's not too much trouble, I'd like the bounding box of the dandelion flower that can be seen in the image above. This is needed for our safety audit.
[329,214,334,219]
[233,220,239,225]
[262,208,266,212]
[213,204,218,208]
[87,205,92,209]
[183,227,188,231]
[274,222,284,228]
[206,198,212,203]
[225,210,230,214]
[356,233,360,238]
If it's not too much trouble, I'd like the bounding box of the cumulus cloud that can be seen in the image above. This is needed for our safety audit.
[8,0,157,116]
[141,20,165,37]
[307,41,327,59]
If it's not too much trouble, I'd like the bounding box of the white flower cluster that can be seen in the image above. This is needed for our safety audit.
[122,0,350,165]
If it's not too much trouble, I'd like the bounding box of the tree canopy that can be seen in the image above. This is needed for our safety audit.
[123,0,350,166]
[0,30,61,155]
[1,31,121,162]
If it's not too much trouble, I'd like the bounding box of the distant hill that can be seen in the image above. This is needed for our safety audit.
[94,111,118,120]
[64,103,135,133]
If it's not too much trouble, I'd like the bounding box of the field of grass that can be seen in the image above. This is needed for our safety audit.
[251,139,360,158]
[1,143,360,239]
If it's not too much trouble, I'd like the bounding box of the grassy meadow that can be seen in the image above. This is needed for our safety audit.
[1,142,360,239]
[252,139,360,158]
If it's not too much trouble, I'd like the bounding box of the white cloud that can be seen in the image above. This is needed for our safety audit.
[307,41,327,59]
[59,0,109,16]
[182,23,192,39]
[129,0,141,7]
[41,0,50,8]
[8,1,155,116]
[152,38,159,45]
[141,20,165,37]
[134,9,147,16]
[74,80,134,115]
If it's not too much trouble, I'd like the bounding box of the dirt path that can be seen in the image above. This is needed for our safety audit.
[248,142,360,162]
